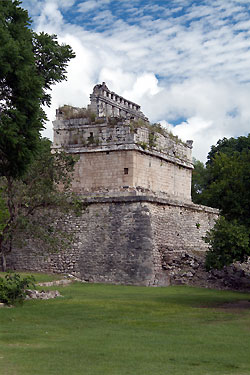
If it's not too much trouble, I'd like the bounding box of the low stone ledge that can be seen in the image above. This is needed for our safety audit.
[80,194,219,214]
[37,279,73,287]
[64,144,193,169]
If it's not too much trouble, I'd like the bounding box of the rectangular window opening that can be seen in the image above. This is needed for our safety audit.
[124,168,129,175]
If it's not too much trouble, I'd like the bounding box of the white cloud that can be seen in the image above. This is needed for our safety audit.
[123,73,162,100]
[77,1,100,13]
[78,0,110,14]
[20,0,250,161]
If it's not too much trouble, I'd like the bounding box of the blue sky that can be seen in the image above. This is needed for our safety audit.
[21,0,250,161]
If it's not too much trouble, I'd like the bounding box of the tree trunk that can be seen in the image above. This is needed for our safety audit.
[1,253,6,272]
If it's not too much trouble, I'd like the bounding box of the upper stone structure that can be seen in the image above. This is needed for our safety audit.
[87,82,149,122]
[53,84,193,202]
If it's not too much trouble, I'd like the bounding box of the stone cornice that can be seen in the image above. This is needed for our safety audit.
[54,143,193,169]
[80,194,219,214]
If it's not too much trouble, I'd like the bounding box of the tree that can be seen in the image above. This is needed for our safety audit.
[0,1,76,270]
[191,158,208,204]
[0,0,75,179]
[0,139,79,271]
[206,135,250,167]
[191,135,250,210]
[204,142,250,224]
[200,135,250,269]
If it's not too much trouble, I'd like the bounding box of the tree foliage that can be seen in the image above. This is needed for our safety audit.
[206,135,250,166]
[191,158,208,204]
[32,32,75,107]
[202,136,250,223]
[0,0,75,178]
[193,135,250,269]
[0,139,79,271]
[0,1,76,271]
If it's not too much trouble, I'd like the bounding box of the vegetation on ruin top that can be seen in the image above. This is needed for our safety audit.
[1,274,250,375]
[58,106,186,145]
[58,105,97,122]
[129,119,186,146]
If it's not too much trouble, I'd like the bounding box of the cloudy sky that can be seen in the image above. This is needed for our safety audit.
[21,0,250,161]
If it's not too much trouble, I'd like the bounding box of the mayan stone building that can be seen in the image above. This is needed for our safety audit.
[8,84,219,287]
[53,82,193,202]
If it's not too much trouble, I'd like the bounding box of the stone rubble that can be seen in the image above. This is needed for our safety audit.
[25,289,62,300]
[165,251,250,291]
[37,278,73,287]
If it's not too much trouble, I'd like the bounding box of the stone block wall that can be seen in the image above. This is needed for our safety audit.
[53,121,192,168]
[6,196,218,287]
[72,150,134,192]
[149,201,218,285]
[52,119,193,201]
[132,151,192,201]
[64,150,192,201]
[53,121,133,149]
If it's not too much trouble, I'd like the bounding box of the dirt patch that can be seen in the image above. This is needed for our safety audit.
[217,300,250,310]
[0,303,12,308]
[199,300,250,312]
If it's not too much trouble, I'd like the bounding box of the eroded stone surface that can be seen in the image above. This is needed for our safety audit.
[25,289,62,300]
[7,196,220,287]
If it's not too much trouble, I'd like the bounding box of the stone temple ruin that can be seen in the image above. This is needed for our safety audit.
[88,82,149,122]
[53,82,193,202]
[8,83,220,287]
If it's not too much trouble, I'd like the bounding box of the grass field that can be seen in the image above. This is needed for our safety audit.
[0,273,250,375]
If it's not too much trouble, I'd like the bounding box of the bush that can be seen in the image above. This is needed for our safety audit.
[0,273,36,305]
[204,216,250,270]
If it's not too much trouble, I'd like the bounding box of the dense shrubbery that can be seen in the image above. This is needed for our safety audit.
[0,273,35,305]
[192,134,250,269]
[204,217,250,270]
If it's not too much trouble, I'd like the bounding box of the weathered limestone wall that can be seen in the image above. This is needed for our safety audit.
[6,197,218,286]
[7,200,156,286]
[72,151,134,193]
[149,202,218,285]
[53,119,193,201]
[53,121,192,169]
[67,150,191,201]
[133,152,192,201]
[53,121,133,149]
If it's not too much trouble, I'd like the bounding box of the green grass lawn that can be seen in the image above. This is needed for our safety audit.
[0,271,64,283]
[0,273,250,375]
